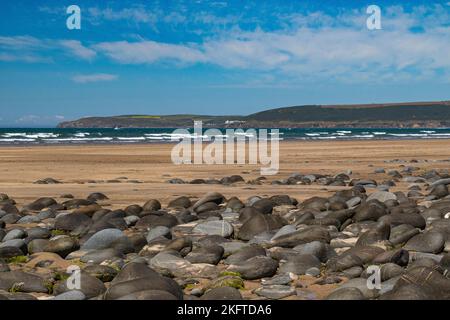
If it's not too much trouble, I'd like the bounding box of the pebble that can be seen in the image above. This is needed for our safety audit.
[366,191,397,203]
[227,256,279,280]
[261,274,293,286]
[326,287,366,300]
[404,231,446,254]
[53,290,86,300]
[201,287,242,300]
[146,226,171,243]
[192,220,234,238]
[3,229,26,242]
[279,254,321,275]
[254,285,296,299]
[81,229,126,251]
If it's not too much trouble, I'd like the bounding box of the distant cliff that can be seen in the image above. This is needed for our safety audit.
[58,101,450,128]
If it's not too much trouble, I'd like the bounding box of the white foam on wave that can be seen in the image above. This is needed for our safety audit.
[314,136,337,140]
[43,137,114,142]
[117,137,146,141]
[169,133,208,139]
[259,138,283,141]
[0,138,36,142]
[73,132,90,137]
[3,132,60,139]
[389,133,428,137]
[351,134,375,138]
[2,133,27,137]
[233,132,255,137]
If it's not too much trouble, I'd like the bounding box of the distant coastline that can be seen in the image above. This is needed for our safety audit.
[57,100,450,129]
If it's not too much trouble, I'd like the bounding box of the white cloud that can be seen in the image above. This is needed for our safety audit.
[38,6,65,14]
[0,52,52,63]
[105,7,157,23]
[87,6,159,29]
[92,28,450,83]
[93,41,205,65]
[0,36,52,63]
[90,4,450,83]
[72,73,119,84]
[0,36,95,62]
[2,4,450,84]
[59,40,97,60]
[0,35,49,49]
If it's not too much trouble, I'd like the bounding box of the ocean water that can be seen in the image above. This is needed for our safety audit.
[0,128,450,144]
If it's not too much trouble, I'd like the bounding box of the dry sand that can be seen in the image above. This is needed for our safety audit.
[1,139,450,208]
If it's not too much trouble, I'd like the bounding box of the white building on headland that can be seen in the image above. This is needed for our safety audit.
[225,120,246,125]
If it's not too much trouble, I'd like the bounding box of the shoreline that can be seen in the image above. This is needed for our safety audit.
[1,136,450,147]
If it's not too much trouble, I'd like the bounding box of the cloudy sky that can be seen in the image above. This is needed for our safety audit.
[1,0,450,126]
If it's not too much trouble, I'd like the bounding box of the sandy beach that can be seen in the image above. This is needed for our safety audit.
[1,139,449,208]
[2,139,450,301]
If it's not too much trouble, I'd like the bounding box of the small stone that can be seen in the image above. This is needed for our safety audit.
[17,215,41,224]
[279,254,321,275]
[83,264,118,282]
[81,229,126,251]
[124,215,139,227]
[367,191,397,203]
[168,196,192,209]
[227,256,278,280]
[305,267,321,277]
[224,245,266,265]
[150,252,218,279]
[142,199,161,211]
[53,290,86,300]
[261,274,293,286]
[270,225,297,241]
[192,220,234,238]
[44,236,79,258]
[404,231,445,254]
[0,239,27,254]
[147,226,171,243]
[185,245,224,265]
[3,229,26,242]
[53,272,106,299]
[201,287,242,300]
[255,285,296,299]
[87,192,109,202]
[326,287,366,300]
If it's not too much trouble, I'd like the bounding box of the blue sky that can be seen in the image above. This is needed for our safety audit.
[1,0,450,127]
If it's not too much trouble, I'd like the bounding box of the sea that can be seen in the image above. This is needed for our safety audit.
[0,128,450,145]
